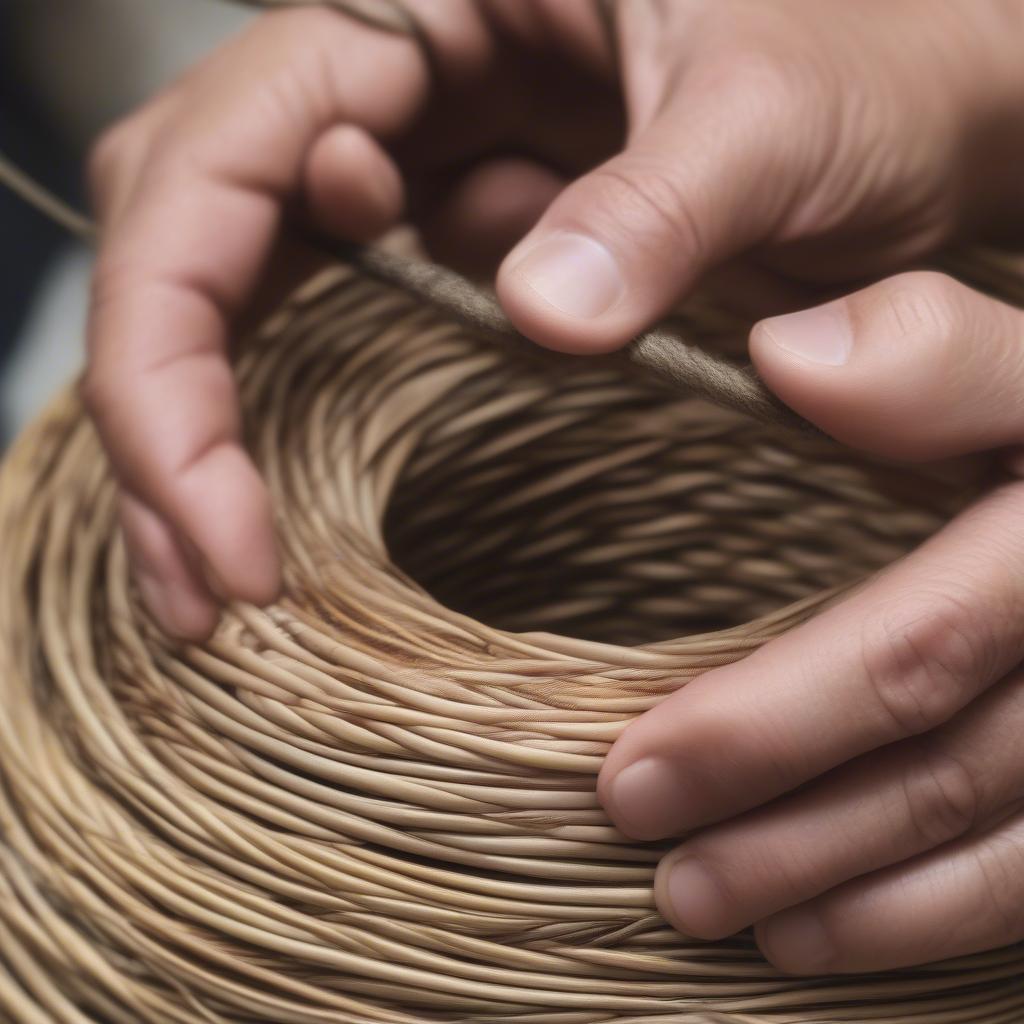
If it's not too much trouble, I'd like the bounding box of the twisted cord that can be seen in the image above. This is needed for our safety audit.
[329,240,809,430]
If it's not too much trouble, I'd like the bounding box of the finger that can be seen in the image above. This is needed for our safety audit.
[750,271,1024,460]
[84,268,279,606]
[654,668,1024,939]
[757,811,1024,974]
[86,9,427,602]
[598,481,1024,840]
[87,91,178,224]
[417,157,565,278]
[496,57,808,353]
[303,124,404,242]
[120,494,219,640]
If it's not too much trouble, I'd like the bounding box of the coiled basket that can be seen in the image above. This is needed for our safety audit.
[0,252,1022,1024]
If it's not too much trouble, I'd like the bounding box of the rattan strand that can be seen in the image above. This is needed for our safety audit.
[0,256,1019,1022]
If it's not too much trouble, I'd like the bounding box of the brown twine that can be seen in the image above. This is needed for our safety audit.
[330,241,808,430]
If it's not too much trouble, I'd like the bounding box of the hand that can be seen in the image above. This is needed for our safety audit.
[599,269,1024,974]
[85,0,1024,637]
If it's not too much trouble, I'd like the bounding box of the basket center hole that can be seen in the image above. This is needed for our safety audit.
[381,384,906,646]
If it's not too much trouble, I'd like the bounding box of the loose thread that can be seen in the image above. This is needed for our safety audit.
[0,151,95,244]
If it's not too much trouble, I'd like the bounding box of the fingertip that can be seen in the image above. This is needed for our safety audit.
[748,299,857,425]
[120,496,222,640]
[304,123,404,242]
[598,755,691,841]
[221,543,282,608]
[654,850,733,941]
[173,445,281,608]
[135,570,220,641]
[497,231,633,354]
[750,295,913,455]
[750,299,853,373]
[750,275,1024,461]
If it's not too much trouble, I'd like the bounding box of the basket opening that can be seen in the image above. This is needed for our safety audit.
[381,376,925,647]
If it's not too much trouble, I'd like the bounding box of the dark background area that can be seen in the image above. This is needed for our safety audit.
[0,4,79,423]
[0,0,249,443]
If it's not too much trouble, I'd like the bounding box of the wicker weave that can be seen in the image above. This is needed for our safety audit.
[0,253,1021,1022]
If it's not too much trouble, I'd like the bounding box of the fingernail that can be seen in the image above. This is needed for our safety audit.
[760,907,835,974]
[663,855,726,938]
[607,757,692,840]
[511,232,624,319]
[758,300,853,366]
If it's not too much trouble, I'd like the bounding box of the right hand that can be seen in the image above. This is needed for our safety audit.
[85,0,1024,638]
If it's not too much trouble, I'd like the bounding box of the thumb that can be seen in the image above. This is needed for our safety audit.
[495,72,799,354]
[749,270,1024,461]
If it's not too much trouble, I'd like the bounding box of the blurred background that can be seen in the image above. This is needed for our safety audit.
[0,0,252,443]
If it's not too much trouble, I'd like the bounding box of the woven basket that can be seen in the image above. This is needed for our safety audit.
[0,251,1022,1024]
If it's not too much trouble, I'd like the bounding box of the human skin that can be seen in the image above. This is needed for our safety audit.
[85,0,1024,973]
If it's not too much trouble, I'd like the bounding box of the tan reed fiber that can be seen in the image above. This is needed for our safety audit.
[0,245,1021,1022]
[1,0,1024,1014]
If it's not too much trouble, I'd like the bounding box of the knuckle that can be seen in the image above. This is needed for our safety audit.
[82,273,132,416]
[901,741,980,847]
[87,260,136,338]
[719,50,801,108]
[251,8,355,119]
[971,837,1024,940]
[583,162,706,266]
[86,119,138,197]
[872,271,965,345]
[87,123,124,182]
[859,593,993,738]
[79,366,112,425]
[697,42,807,120]
[738,842,821,904]
[260,3,343,39]
[86,110,162,218]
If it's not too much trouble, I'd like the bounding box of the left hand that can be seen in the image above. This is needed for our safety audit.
[598,268,1024,974]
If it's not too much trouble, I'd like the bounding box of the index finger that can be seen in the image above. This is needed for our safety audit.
[85,8,427,601]
[598,482,1024,840]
